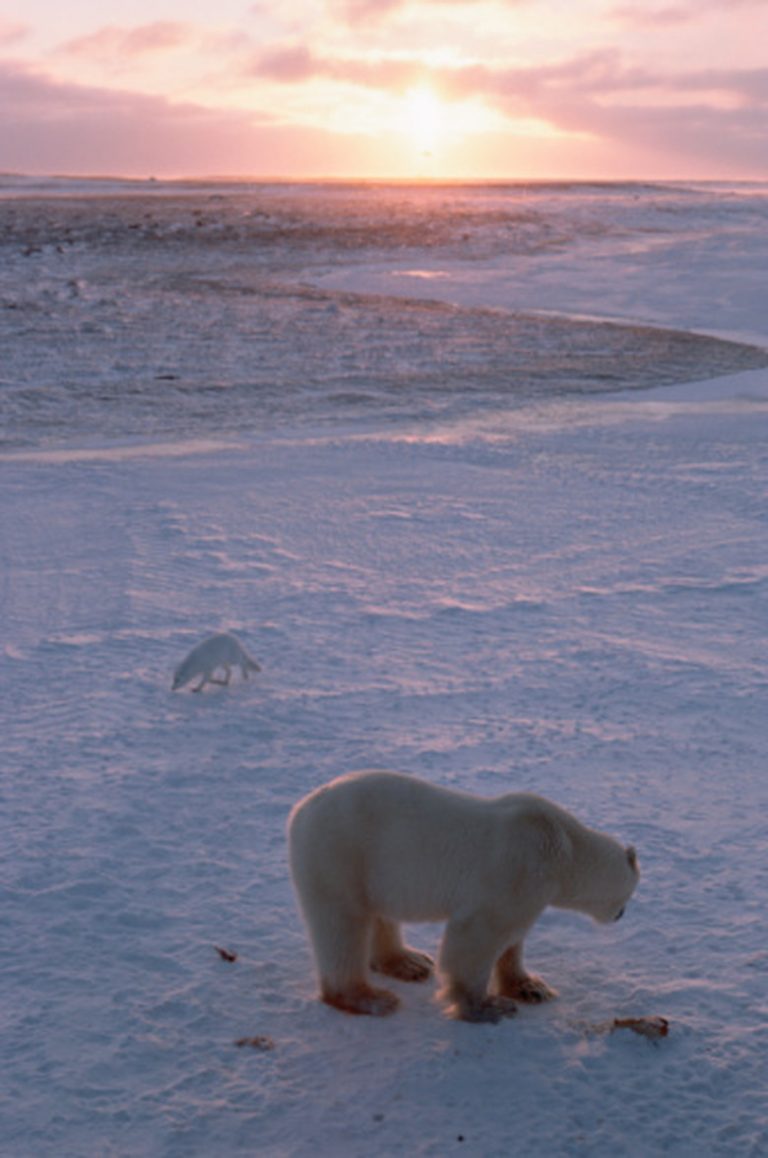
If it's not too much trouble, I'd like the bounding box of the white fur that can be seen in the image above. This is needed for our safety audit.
[171,632,260,692]
[288,770,639,1022]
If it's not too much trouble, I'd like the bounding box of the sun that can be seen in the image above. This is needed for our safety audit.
[403,84,444,158]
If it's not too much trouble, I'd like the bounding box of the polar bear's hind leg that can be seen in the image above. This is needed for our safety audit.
[303,904,399,1017]
[322,980,400,1017]
[370,917,433,982]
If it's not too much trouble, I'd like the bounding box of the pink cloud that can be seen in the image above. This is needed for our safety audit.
[611,0,766,23]
[0,62,388,178]
[480,53,768,173]
[256,44,316,83]
[1,36,766,179]
[609,5,695,25]
[62,22,196,62]
[0,20,28,47]
[254,43,423,89]
[328,0,515,23]
[250,41,768,175]
[252,44,649,102]
[255,38,768,118]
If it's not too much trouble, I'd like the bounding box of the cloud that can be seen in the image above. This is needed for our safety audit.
[255,44,316,83]
[0,61,389,178]
[576,100,768,176]
[62,22,197,62]
[332,0,402,18]
[479,52,768,172]
[0,19,28,47]
[2,29,766,180]
[673,65,768,107]
[609,4,695,25]
[254,42,424,89]
[328,0,504,23]
[251,43,648,103]
[610,0,766,23]
[485,52,768,116]
[0,62,259,174]
[249,40,768,174]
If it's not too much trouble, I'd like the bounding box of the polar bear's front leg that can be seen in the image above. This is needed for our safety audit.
[438,913,519,1023]
[370,917,434,982]
[494,943,558,1004]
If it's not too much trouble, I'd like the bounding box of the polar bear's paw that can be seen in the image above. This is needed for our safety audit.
[371,948,434,983]
[451,994,519,1024]
[322,982,400,1017]
[502,974,559,1004]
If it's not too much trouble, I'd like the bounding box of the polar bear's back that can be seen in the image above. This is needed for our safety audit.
[288,769,488,848]
[288,771,543,923]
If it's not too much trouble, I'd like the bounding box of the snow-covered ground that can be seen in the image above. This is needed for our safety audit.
[2,182,768,1156]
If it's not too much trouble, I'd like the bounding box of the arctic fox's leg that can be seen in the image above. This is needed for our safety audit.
[370,917,433,982]
[493,943,558,1003]
[438,913,518,1023]
[192,673,208,693]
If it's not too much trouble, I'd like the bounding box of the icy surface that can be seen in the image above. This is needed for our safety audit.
[2,181,767,447]
[2,181,768,1156]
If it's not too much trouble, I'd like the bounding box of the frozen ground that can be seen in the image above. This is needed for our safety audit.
[1,182,768,1156]
[2,181,767,448]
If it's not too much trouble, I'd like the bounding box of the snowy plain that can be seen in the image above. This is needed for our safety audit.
[1,181,768,1156]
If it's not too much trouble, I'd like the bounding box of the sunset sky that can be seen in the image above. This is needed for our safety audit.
[2,0,767,180]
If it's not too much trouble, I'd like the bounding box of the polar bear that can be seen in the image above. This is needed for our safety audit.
[288,770,639,1023]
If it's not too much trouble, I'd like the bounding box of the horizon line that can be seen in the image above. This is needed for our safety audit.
[2,171,765,188]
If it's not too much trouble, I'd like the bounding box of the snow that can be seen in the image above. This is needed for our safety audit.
[2,182,768,1156]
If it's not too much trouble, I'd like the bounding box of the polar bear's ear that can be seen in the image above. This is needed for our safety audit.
[626,846,638,872]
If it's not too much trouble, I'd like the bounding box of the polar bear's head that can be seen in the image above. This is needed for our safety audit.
[555,831,640,924]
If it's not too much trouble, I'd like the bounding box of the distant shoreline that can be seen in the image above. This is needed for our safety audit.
[2,173,767,200]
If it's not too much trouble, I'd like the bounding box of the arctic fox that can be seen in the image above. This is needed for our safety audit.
[172,632,261,692]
